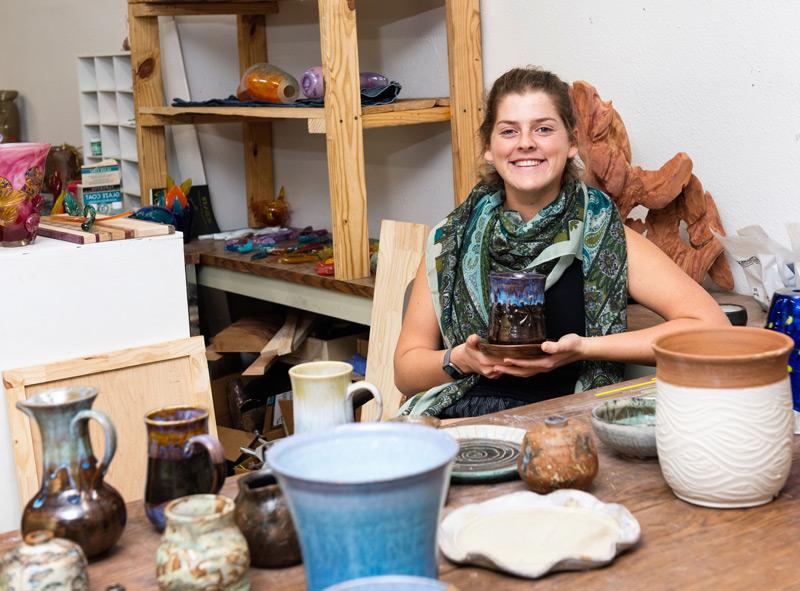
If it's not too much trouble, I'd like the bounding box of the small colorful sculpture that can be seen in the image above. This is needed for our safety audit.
[251,185,290,228]
[237,64,299,104]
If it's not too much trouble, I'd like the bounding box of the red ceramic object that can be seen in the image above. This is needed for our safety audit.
[517,415,598,494]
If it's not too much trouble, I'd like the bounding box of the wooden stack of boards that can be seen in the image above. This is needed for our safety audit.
[37,214,174,244]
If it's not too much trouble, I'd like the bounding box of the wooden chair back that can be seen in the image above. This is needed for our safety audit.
[361,220,429,421]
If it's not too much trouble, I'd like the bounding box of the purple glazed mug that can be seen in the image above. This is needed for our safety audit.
[487,271,546,345]
[144,406,226,531]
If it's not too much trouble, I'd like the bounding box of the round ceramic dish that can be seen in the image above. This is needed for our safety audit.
[443,425,526,483]
[322,575,456,591]
[439,490,640,579]
[590,397,657,458]
[477,340,543,357]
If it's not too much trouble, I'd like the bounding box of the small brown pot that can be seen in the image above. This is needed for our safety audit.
[517,415,598,493]
[234,470,302,568]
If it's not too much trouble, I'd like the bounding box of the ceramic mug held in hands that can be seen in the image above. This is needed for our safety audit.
[289,361,382,433]
[144,406,226,531]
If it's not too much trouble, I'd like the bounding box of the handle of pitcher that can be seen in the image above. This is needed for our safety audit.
[184,434,226,493]
[344,381,383,422]
[70,409,117,477]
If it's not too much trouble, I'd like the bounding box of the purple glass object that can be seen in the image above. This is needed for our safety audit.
[488,271,546,345]
[0,142,50,246]
[301,66,325,99]
[301,66,389,99]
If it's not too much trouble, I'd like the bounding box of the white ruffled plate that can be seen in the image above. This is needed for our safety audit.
[439,490,640,578]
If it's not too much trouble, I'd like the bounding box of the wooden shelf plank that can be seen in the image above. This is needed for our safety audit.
[131,1,278,17]
[184,239,375,298]
[138,99,452,128]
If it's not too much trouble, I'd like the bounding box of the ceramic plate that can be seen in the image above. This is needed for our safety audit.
[439,490,641,578]
[443,425,526,483]
[477,340,544,357]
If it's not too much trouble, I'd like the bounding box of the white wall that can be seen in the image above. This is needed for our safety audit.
[0,0,129,143]
[483,1,800,245]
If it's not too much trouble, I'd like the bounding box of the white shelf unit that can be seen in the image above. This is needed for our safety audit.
[76,53,140,201]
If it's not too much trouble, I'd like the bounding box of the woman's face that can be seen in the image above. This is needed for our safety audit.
[484,90,578,208]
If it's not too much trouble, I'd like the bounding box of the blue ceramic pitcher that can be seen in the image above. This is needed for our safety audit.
[267,423,458,591]
[766,287,800,420]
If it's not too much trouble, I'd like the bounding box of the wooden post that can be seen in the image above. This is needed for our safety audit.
[318,0,370,280]
[128,5,168,205]
[445,0,484,205]
[237,14,275,228]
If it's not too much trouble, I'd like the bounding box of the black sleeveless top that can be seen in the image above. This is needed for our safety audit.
[470,258,585,403]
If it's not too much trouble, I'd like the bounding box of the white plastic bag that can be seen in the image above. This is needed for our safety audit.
[715,225,795,309]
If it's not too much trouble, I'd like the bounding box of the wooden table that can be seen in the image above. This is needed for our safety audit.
[3,374,798,590]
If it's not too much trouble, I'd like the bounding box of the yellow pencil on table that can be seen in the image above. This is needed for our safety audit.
[594,377,656,397]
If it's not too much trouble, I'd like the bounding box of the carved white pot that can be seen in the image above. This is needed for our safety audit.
[654,327,795,509]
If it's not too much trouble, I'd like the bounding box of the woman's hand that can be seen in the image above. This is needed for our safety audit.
[452,334,506,379]
[495,333,586,378]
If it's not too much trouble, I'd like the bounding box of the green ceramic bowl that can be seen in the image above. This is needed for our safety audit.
[591,397,657,459]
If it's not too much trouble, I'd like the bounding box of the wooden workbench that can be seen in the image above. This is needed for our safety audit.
[3,374,797,590]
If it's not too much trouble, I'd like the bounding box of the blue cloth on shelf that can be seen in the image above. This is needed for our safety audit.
[171,82,402,108]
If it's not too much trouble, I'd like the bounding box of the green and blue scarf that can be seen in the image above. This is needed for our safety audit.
[399,180,628,416]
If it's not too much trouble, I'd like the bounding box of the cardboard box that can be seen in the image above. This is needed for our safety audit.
[217,425,260,463]
[281,332,367,365]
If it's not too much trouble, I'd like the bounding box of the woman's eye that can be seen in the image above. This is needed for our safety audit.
[535,126,554,134]
[499,129,516,137]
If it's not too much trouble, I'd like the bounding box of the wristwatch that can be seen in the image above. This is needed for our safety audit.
[442,347,467,379]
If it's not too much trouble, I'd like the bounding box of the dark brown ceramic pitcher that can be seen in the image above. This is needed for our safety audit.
[144,405,225,531]
[17,387,126,558]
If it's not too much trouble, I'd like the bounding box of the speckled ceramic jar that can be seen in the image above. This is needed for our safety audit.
[234,470,302,568]
[156,494,250,591]
[0,531,88,591]
[517,416,598,493]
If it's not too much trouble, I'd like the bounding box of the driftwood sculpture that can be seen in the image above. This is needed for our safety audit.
[571,81,733,290]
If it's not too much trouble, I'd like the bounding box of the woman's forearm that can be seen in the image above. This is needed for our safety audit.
[394,347,455,396]
[581,315,730,365]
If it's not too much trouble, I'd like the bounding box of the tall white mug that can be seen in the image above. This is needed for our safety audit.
[289,361,383,433]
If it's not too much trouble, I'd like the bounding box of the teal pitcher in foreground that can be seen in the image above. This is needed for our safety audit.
[17,387,126,558]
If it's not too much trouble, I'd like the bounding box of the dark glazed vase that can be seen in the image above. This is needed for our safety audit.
[17,387,126,558]
[517,415,598,494]
[234,470,301,568]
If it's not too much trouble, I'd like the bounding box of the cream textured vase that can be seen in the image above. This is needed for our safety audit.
[654,327,794,508]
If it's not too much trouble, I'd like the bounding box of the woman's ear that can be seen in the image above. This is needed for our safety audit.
[483,147,494,166]
[568,144,579,159]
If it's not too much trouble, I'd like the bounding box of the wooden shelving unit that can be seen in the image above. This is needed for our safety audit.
[128,0,483,280]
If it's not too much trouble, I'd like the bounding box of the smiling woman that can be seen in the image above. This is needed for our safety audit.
[393,66,729,419]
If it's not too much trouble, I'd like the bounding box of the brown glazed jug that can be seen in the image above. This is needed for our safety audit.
[517,415,598,494]
[0,90,20,143]
[17,387,126,558]
[234,470,302,568]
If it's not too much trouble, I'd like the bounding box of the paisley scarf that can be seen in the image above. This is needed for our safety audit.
[399,180,628,416]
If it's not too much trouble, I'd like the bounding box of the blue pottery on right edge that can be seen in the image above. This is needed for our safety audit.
[766,287,800,424]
